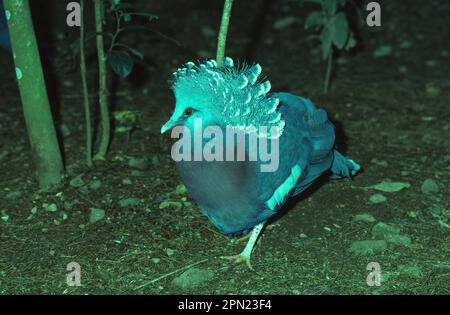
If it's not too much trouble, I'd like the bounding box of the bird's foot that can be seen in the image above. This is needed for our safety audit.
[220,254,254,271]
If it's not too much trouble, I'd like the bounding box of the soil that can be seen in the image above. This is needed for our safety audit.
[0,0,449,294]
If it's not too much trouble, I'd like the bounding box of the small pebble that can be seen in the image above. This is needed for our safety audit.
[6,191,22,200]
[421,178,439,194]
[122,178,132,185]
[69,175,85,188]
[370,194,387,204]
[118,197,141,208]
[43,203,58,212]
[151,258,161,264]
[89,179,102,190]
[89,208,105,224]
[353,214,376,223]
[128,158,148,170]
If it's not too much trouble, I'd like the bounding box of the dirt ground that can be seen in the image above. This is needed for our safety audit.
[0,0,449,294]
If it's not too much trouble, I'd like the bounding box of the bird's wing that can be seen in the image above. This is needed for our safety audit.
[255,92,336,210]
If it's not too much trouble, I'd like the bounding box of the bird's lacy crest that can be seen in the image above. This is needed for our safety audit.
[172,57,285,138]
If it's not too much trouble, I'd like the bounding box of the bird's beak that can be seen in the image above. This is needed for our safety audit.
[161,117,177,134]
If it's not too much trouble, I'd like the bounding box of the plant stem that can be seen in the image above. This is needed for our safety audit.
[216,0,234,66]
[94,0,110,160]
[324,50,333,93]
[80,0,93,167]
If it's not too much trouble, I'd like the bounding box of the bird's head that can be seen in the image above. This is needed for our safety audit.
[161,57,285,138]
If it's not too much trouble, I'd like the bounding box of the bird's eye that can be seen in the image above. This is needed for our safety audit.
[184,108,193,116]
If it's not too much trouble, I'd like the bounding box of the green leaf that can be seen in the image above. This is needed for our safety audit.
[305,11,324,29]
[330,12,349,49]
[368,181,411,193]
[107,50,134,78]
[324,0,338,15]
[345,31,357,50]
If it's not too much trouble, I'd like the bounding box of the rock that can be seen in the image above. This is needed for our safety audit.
[372,222,400,238]
[399,65,408,73]
[386,234,412,247]
[89,208,105,224]
[421,178,439,194]
[175,184,187,195]
[151,258,161,264]
[425,60,437,67]
[373,45,392,58]
[369,194,387,204]
[372,222,412,247]
[128,158,148,170]
[273,16,297,30]
[1,210,9,222]
[5,191,22,200]
[122,178,132,185]
[426,83,441,97]
[349,240,387,255]
[159,200,183,210]
[353,214,376,223]
[172,268,214,289]
[43,203,58,212]
[166,248,175,256]
[118,197,141,208]
[69,175,85,188]
[61,211,68,220]
[399,40,412,49]
[151,155,160,166]
[89,179,102,190]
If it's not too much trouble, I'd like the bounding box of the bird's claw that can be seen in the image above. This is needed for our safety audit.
[220,254,254,271]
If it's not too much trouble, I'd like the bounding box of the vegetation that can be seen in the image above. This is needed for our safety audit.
[303,0,357,92]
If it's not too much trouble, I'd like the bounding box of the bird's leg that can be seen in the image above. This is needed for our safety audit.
[221,221,266,270]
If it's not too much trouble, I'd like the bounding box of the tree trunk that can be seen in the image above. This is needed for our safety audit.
[4,0,64,188]
[93,0,110,161]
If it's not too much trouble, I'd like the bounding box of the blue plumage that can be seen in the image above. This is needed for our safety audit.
[161,57,360,268]
[0,0,11,51]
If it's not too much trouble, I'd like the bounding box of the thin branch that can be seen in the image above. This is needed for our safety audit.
[216,0,234,66]
[134,258,209,290]
[80,0,93,167]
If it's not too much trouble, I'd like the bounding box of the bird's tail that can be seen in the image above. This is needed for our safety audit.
[330,150,360,179]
